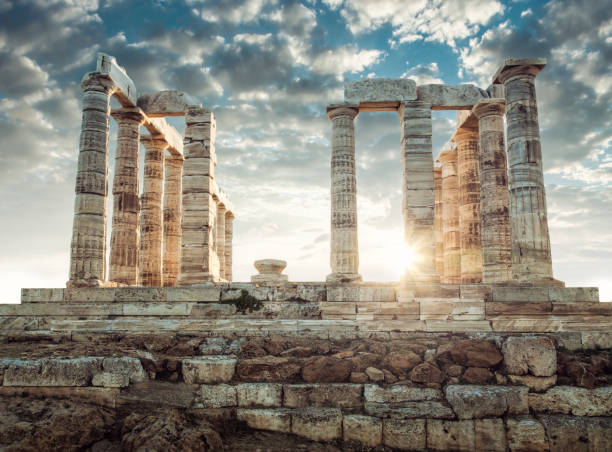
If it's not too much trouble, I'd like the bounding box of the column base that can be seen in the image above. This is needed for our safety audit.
[326,273,362,283]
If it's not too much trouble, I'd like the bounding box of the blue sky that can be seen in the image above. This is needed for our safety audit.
[0,0,611,302]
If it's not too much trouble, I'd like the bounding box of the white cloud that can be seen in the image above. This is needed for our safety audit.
[401,62,444,84]
[310,47,384,76]
[521,8,532,17]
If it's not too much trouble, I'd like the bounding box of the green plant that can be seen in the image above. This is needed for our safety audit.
[222,289,263,314]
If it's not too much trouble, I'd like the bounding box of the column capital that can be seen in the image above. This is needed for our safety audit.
[327,104,359,120]
[493,58,547,84]
[452,126,479,143]
[437,148,457,164]
[81,71,116,93]
[111,107,146,124]
[473,98,505,119]
[140,134,169,149]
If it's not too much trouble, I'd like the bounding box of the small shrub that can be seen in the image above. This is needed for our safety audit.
[222,289,263,314]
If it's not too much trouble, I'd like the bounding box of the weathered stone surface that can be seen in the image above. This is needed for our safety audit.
[506,416,549,452]
[343,415,382,447]
[92,372,129,388]
[3,358,103,386]
[364,384,442,405]
[137,90,200,116]
[291,408,342,441]
[236,408,291,433]
[438,339,503,367]
[365,367,384,382]
[528,386,612,416]
[366,401,455,419]
[236,356,302,382]
[508,375,557,392]
[418,84,487,109]
[196,383,237,408]
[538,415,588,452]
[475,418,506,452]
[462,366,494,384]
[410,362,444,383]
[382,351,421,376]
[236,383,282,407]
[344,78,416,105]
[446,385,529,419]
[283,383,362,409]
[302,356,351,383]
[582,332,612,349]
[427,419,475,451]
[102,357,146,383]
[383,418,426,450]
[181,357,236,384]
[502,336,557,376]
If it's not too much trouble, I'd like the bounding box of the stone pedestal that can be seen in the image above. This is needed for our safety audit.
[109,108,144,286]
[251,259,288,285]
[494,59,556,283]
[68,73,115,287]
[327,105,362,283]
[473,99,512,283]
[438,148,461,284]
[216,203,227,280]
[139,135,167,286]
[434,166,444,279]
[163,156,182,287]
[399,101,438,283]
[224,213,234,282]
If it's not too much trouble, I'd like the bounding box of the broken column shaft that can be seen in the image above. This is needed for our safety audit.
[163,155,182,286]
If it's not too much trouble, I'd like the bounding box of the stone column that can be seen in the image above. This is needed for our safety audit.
[326,104,361,283]
[473,99,512,283]
[108,108,144,286]
[438,148,461,284]
[494,58,556,282]
[454,122,483,283]
[68,73,115,287]
[433,166,444,279]
[163,155,183,287]
[224,213,234,282]
[216,203,226,280]
[399,101,438,282]
[139,135,167,286]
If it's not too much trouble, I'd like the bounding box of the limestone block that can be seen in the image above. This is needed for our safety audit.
[528,386,612,416]
[475,418,506,452]
[427,419,475,451]
[587,417,612,451]
[426,320,492,332]
[445,385,529,419]
[383,418,426,451]
[185,106,215,125]
[552,302,612,316]
[92,372,129,388]
[197,384,237,408]
[365,401,455,419]
[0,386,119,408]
[181,357,236,384]
[417,84,487,109]
[492,286,550,302]
[549,287,599,302]
[508,375,557,392]
[486,302,552,316]
[102,357,146,383]
[344,78,416,104]
[343,415,382,447]
[114,287,166,302]
[64,287,116,302]
[21,288,64,303]
[291,408,342,441]
[0,317,38,330]
[237,408,291,433]
[582,332,612,349]
[236,383,282,407]
[492,319,561,333]
[420,300,485,320]
[506,417,549,452]
[122,303,190,316]
[538,415,588,452]
[165,286,222,302]
[364,384,442,405]
[137,90,200,116]
[3,358,103,387]
[283,383,362,409]
[502,336,557,376]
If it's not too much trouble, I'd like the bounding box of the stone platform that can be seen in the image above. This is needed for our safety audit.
[1,283,611,450]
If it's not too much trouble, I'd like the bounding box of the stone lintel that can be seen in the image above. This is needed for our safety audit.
[417,84,488,110]
[492,58,547,84]
[96,53,137,107]
[344,78,417,104]
[143,117,183,157]
[212,181,234,215]
[137,90,201,117]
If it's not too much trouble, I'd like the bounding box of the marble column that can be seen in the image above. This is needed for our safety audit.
[433,166,444,279]
[108,108,144,286]
[473,99,512,283]
[495,58,556,282]
[327,104,361,282]
[163,155,183,287]
[399,101,438,282]
[454,121,483,283]
[224,213,234,282]
[216,203,227,280]
[139,135,167,286]
[68,73,115,287]
[438,148,461,284]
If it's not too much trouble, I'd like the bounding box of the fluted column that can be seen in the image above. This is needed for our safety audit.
[473,99,512,282]
[495,58,556,282]
[216,203,227,280]
[434,166,444,279]
[224,213,234,282]
[163,155,182,286]
[399,101,438,282]
[326,104,361,282]
[109,108,144,285]
[454,124,483,283]
[438,148,461,283]
[68,73,116,287]
[139,135,167,286]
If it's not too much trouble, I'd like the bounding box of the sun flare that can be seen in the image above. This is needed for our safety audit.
[394,243,420,273]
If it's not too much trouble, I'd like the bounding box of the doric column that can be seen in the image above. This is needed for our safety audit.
[326,104,361,283]
[453,118,483,283]
[139,135,167,286]
[216,203,226,280]
[68,72,115,287]
[399,101,438,282]
[438,148,461,284]
[224,213,234,282]
[434,166,444,279]
[108,108,144,286]
[473,99,512,283]
[163,155,183,286]
[494,58,556,283]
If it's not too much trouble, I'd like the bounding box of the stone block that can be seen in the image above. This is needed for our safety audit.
[0,386,119,408]
[427,419,475,451]
[506,417,549,452]
[197,384,237,408]
[190,304,236,318]
[549,287,599,302]
[236,356,302,382]
[552,302,612,315]
[582,332,612,349]
[364,384,441,405]
[291,408,342,441]
[538,415,588,452]
[64,288,115,302]
[475,418,506,452]
[237,408,291,433]
[182,357,236,384]
[165,286,221,302]
[587,417,612,451]
[445,385,529,419]
[344,78,416,104]
[417,84,487,109]
[528,386,612,416]
[236,383,282,407]
[91,372,129,388]
[21,288,64,303]
[420,300,485,320]
[122,303,190,315]
[486,302,552,316]
[426,320,492,332]
[283,383,362,409]
[460,284,492,301]
[491,286,549,302]
[3,358,103,387]
[114,287,165,302]
[508,375,556,392]
[102,357,146,383]
[383,418,426,450]
[492,319,561,332]
[320,302,356,316]
[0,317,38,330]
[502,336,557,376]
[343,415,382,447]
[366,400,455,419]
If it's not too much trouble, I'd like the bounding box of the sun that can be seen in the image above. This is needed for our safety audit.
[394,243,420,273]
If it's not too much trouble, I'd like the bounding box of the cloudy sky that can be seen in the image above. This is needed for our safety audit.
[0,0,611,302]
